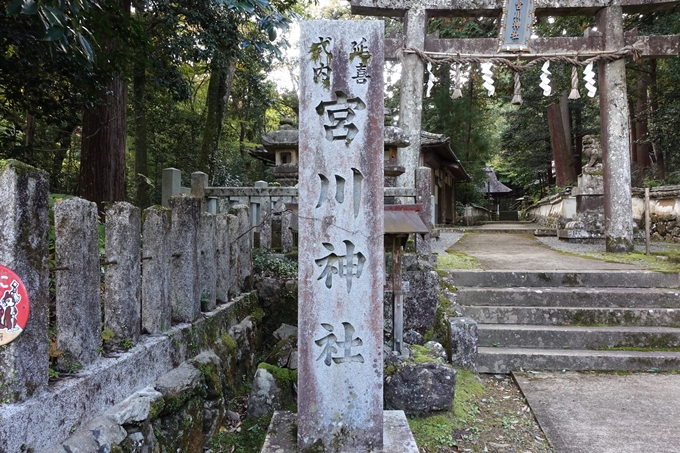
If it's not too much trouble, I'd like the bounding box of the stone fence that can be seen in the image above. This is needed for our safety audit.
[526,185,680,241]
[0,160,258,451]
[162,168,425,253]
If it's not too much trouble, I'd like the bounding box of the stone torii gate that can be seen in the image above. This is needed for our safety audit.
[351,0,679,252]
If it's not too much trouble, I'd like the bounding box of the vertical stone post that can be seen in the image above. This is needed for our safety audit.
[227,213,241,295]
[191,171,209,212]
[397,7,427,192]
[104,202,142,345]
[299,21,384,451]
[215,213,233,303]
[54,198,101,367]
[281,197,294,253]
[416,166,433,256]
[597,5,634,253]
[142,206,171,333]
[255,181,272,250]
[169,195,201,323]
[0,160,49,403]
[233,205,252,290]
[162,168,182,207]
[200,212,217,312]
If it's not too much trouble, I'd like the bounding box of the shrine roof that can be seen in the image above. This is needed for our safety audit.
[421,132,472,182]
[481,167,513,194]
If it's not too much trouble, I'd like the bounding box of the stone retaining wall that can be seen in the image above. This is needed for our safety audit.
[0,160,261,452]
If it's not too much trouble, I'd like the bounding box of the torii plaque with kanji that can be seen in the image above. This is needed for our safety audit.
[298,20,385,452]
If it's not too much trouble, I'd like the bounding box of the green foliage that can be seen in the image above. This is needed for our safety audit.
[252,250,298,279]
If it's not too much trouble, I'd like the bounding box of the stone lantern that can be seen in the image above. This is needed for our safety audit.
[261,117,299,186]
[383,110,410,188]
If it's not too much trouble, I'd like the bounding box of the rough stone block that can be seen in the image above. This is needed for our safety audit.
[104,387,163,425]
[200,212,217,311]
[155,362,202,400]
[169,195,201,323]
[449,317,478,372]
[142,206,172,334]
[384,362,457,414]
[0,160,49,403]
[403,259,439,332]
[54,197,101,367]
[105,202,142,345]
[247,367,290,418]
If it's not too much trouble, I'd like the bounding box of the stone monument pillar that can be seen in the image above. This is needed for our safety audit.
[297,20,385,452]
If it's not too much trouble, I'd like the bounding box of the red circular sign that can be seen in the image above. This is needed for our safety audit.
[0,265,30,346]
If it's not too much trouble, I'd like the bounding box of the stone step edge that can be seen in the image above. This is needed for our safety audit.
[477,324,680,333]
[443,270,680,288]
[477,347,680,373]
[479,347,680,357]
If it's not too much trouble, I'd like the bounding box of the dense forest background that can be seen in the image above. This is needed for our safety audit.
[1,0,679,211]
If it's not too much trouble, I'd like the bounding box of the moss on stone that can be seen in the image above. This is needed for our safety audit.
[252,307,265,323]
[257,362,297,388]
[221,333,238,358]
[149,399,165,420]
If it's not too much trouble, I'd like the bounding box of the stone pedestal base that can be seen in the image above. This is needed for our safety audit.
[260,410,419,452]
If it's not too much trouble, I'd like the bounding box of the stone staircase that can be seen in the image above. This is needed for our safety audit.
[448,270,680,373]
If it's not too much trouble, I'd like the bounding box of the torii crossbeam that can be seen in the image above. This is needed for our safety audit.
[351,0,679,252]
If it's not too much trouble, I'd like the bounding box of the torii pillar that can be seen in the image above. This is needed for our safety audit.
[398,6,427,191]
[598,4,634,252]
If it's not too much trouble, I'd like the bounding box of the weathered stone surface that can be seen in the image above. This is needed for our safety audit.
[200,212,217,311]
[84,416,128,449]
[397,6,427,193]
[61,432,99,453]
[247,368,286,417]
[256,276,298,332]
[155,362,202,399]
[384,361,457,414]
[153,395,204,453]
[404,329,425,345]
[226,213,240,297]
[234,204,252,291]
[415,167,433,255]
[191,351,223,398]
[0,160,49,403]
[423,341,448,363]
[142,206,172,334]
[449,317,478,372]
[0,292,261,453]
[105,202,142,345]
[273,323,298,341]
[228,316,254,364]
[298,20,385,451]
[261,411,419,453]
[403,259,439,332]
[598,6,634,253]
[265,335,298,369]
[215,213,232,303]
[105,387,163,425]
[54,198,101,367]
[169,195,201,322]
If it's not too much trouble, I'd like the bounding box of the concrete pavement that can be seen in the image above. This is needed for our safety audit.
[514,371,680,453]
